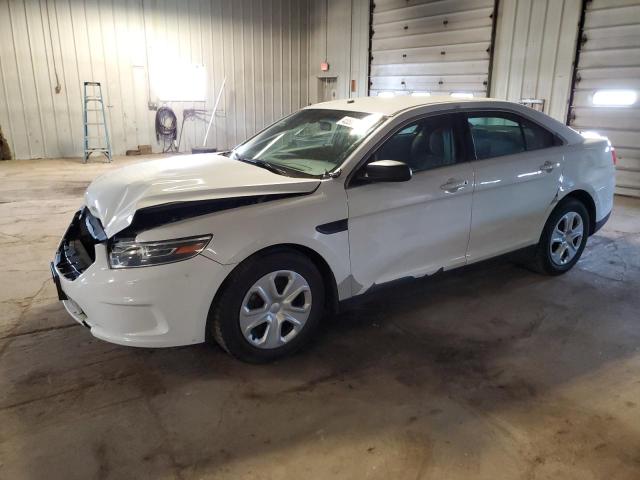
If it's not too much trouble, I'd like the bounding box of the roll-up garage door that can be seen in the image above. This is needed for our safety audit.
[568,0,640,197]
[369,0,496,97]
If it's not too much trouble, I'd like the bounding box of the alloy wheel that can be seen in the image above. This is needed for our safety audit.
[549,211,584,266]
[239,270,312,349]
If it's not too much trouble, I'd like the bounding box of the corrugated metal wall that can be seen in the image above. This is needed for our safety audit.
[369,0,495,96]
[568,0,640,197]
[0,0,309,159]
[490,0,582,122]
[307,0,370,103]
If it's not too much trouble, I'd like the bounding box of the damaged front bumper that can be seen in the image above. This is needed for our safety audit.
[51,208,234,348]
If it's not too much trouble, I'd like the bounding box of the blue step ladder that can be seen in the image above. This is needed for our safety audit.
[82,81,112,163]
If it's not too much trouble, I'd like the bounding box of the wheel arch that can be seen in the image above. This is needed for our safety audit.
[559,189,597,235]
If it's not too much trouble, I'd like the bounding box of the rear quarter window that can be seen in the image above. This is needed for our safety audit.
[521,120,557,151]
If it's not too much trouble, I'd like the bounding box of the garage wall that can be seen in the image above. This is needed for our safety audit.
[568,0,640,197]
[369,0,495,97]
[0,0,310,159]
[490,0,582,122]
[307,0,370,103]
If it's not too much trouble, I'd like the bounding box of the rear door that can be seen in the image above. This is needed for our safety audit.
[346,113,474,295]
[464,110,564,262]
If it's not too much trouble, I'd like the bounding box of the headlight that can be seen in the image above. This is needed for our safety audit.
[108,235,212,269]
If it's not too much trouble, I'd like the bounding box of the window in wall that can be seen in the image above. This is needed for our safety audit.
[592,89,637,107]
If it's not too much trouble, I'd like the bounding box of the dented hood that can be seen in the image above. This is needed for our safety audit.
[84,154,320,237]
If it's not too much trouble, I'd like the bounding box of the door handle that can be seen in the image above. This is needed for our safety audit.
[440,178,469,193]
[540,161,555,173]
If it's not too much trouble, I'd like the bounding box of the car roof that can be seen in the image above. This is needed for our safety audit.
[306,95,505,116]
[305,95,585,145]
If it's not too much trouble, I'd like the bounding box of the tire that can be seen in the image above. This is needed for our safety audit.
[207,250,325,363]
[531,198,590,275]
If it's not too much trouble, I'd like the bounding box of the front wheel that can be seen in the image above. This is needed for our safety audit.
[207,250,325,363]
[532,198,590,275]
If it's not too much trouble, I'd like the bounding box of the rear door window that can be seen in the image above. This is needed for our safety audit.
[467,112,558,160]
[467,114,525,160]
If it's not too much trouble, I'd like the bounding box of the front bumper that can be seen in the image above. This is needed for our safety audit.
[52,211,234,348]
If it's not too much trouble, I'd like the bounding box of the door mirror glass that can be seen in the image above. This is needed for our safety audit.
[365,160,412,182]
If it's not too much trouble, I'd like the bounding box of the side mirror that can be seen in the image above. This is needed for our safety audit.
[365,160,412,182]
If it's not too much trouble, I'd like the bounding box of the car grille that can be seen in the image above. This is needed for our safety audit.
[55,208,106,280]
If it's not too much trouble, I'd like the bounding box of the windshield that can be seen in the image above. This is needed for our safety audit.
[231,109,385,176]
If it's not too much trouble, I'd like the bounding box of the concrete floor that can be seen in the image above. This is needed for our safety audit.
[1,156,640,480]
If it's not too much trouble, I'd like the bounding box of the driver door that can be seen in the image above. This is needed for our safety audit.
[346,113,474,296]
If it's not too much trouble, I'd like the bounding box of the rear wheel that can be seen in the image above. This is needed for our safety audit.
[532,198,590,275]
[208,250,325,363]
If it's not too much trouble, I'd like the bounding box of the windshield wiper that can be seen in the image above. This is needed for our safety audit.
[232,153,289,176]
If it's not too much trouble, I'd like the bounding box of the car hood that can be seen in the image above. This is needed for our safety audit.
[84,153,320,237]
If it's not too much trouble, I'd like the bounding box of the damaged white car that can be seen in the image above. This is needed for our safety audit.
[52,96,615,362]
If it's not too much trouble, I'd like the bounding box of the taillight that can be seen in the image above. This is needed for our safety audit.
[611,146,617,165]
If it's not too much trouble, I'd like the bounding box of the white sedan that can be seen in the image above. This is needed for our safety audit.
[51,96,616,362]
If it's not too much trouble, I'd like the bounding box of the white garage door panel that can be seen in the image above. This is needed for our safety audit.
[570,107,640,130]
[568,0,640,197]
[374,0,493,18]
[373,9,493,38]
[580,24,640,50]
[576,69,640,90]
[371,60,489,77]
[372,42,490,66]
[370,0,494,96]
[617,171,640,192]
[616,150,640,171]
[578,49,640,68]
[370,75,487,92]
[583,4,640,28]
[372,27,492,51]
[590,0,640,8]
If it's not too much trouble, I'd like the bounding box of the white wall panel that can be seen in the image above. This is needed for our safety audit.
[307,0,370,103]
[490,0,582,122]
[370,0,495,96]
[0,0,310,159]
[569,0,640,197]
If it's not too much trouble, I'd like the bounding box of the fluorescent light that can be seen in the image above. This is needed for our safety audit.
[451,92,474,99]
[411,91,431,97]
[592,89,637,106]
[377,91,395,98]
